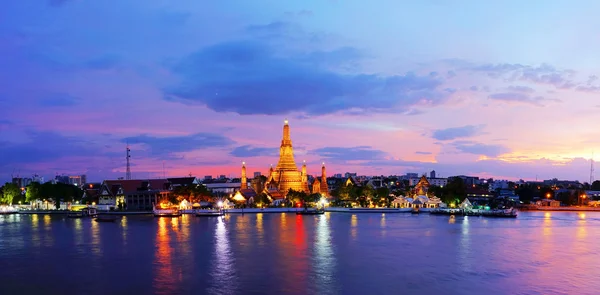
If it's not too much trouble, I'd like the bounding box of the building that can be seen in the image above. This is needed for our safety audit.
[204,182,240,194]
[167,177,199,187]
[430,170,436,179]
[537,199,561,207]
[409,176,448,187]
[253,172,261,178]
[310,163,329,196]
[489,180,510,192]
[392,175,443,209]
[450,175,481,186]
[98,179,171,211]
[263,120,309,197]
[69,175,86,187]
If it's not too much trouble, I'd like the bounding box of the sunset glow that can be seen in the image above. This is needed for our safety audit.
[1,1,599,182]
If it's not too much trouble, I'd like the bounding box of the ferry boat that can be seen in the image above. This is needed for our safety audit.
[296,208,325,215]
[153,204,181,217]
[67,207,98,218]
[195,210,224,217]
[0,206,18,215]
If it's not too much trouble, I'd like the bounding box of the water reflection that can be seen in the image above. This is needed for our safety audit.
[458,216,471,272]
[350,214,358,240]
[314,215,335,294]
[91,217,101,257]
[256,213,264,246]
[121,216,128,249]
[153,217,176,295]
[207,217,235,294]
[74,218,83,253]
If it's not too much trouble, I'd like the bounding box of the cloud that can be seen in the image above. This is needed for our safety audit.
[488,92,548,106]
[358,157,591,181]
[163,39,449,116]
[467,62,600,92]
[230,145,278,157]
[0,130,103,166]
[415,151,432,155]
[507,85,535,93]
[470,64,574,89]
[121,133,234,157]
[312,146,388,162]
[39,93,80,107]
[450,141,510,157]
[432,125,483,141]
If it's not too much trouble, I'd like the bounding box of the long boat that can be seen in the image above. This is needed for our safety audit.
[195,210,224,217]
[153,204,181,217]
[296,209,325,215]
[430,208,517,218]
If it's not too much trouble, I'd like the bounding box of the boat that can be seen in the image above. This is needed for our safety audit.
[68,207,98,218]
[195,210,224,217]
[153,204,181,217]
[481,208,518,218]
[0,206,18,215]
[296,209,325,215]
[95,215,118,222]
[411,208,420,214]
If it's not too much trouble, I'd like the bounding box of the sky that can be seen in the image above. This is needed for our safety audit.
[1,0,599,183]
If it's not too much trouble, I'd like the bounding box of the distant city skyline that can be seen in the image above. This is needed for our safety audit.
[1,1,599,183]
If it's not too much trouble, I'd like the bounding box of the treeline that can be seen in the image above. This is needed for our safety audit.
[0,182,84,205]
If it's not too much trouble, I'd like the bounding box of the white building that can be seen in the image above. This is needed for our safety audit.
[409,177,448,187]
[489,180,510,192]
[204,183,241,194]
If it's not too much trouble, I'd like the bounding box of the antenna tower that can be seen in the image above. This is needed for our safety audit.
[126,145,132,180]
[591,152,595,185]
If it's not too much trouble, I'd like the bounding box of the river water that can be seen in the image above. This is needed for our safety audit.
[0,211,598,295]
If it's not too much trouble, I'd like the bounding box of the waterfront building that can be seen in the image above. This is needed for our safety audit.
[98,179,171,211]
[393,175,443,209]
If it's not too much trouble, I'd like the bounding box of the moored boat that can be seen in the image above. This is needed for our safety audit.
[195,210,224,217]
[95,215,118,222]
[296,209,324,215]
[68,207,98,218]
[153,204,181,217]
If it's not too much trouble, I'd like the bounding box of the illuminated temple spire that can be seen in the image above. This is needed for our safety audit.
[320,162,329,194]
[275,119,298,171]
[241,161,247,189]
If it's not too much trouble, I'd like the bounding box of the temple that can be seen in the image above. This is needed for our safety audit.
[392,175,443,209]
[264,120,309,195]
[234,120,317,203]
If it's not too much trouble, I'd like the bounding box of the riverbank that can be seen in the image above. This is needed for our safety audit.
[523,206,600,212]
[326,207,413,213]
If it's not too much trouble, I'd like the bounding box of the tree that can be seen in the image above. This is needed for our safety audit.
[592,180,600,191]
[515,184,536,203]
[1,183,20,205]
[254,193,270,207]
[26,182,41,202]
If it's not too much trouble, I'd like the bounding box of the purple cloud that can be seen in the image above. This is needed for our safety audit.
[164,40,448,116]
[432,125,483,141]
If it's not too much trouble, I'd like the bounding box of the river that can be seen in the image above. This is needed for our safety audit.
[0,211,598,295]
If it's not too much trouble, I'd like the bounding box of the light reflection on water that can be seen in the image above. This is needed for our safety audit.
[313,215,336,294]
[2,212,600,295]
[206,216,236,295]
